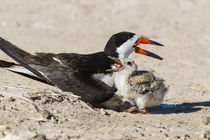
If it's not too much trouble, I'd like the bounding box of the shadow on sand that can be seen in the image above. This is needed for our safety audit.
[147,101,210,114]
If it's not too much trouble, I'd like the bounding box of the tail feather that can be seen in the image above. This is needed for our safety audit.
[0,60,51,85]
[0,60,16,67]
[0,37,51,84]
[0,37,31,61]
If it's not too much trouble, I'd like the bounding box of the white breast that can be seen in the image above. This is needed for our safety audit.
[114,72,130,98]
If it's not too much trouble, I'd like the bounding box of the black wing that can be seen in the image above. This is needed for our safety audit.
[0,37,115,105]
[54,52,114,74]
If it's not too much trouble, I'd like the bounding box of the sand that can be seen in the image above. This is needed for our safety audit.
[0,0,209,139]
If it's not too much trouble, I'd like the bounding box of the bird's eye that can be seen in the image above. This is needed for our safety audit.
[127,61,132,66]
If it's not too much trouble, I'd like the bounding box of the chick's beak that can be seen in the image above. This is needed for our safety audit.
[133,37,164,60]
[106,56,124,72]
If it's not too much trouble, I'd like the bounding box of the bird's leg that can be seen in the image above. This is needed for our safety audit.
[140,108,147,114]
[127,107,147,114]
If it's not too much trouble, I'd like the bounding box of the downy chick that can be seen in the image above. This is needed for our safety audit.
[113,58,167,113]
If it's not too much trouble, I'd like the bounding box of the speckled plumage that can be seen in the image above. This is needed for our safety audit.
[114,58,168,110]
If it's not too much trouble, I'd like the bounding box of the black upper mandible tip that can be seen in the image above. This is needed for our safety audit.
[150,40,164,46]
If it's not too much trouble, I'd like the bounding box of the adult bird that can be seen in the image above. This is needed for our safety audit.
[99,32,163,86]
[0,32,163,106]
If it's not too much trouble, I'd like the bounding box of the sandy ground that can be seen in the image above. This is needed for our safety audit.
[0,0,210,139]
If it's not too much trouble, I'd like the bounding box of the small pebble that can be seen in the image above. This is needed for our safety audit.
[30,96,41,101]
[99,109,111,116]
[140,133,144,137]
[164,133,168,137]
[13,21,20,27]
[104,111,111,116]
[1,131,5,137]
[184,134,190,139]
[175,135,181,139]
[40,110,52,120]
[200,131,208,139]
[202,116,210,125]
[32,134,47,140]
[8,97,16,102]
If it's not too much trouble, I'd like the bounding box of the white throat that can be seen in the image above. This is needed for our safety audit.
[116,35,139,58]
[97,35,139,87]
[114,70,130,97]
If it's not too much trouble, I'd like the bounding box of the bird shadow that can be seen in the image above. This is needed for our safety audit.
[146,101,210,114]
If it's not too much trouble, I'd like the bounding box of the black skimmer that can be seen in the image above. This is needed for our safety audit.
[109,58,168,113]
[0,37,123,105]
[0,32,163,106]
[99,32,164,86]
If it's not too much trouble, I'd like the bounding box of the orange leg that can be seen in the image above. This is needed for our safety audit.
[127,107,147,114]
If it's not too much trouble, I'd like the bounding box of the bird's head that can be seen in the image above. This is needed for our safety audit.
[119,58,137,74]
[106,57,137,74]
[104,32,163,60]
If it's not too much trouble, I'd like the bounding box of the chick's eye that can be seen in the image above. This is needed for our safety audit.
[127,61,132,66]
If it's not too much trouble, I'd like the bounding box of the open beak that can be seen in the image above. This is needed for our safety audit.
[133,37,163,60]
[106,56,124,72]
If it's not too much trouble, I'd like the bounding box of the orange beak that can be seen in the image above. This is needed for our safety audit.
[133,37,163,60]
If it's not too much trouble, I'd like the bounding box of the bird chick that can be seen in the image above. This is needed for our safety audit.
[113,58,167,113]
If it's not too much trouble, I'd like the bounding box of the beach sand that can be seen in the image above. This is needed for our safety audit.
[0,0,209,139]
